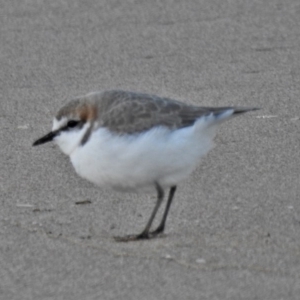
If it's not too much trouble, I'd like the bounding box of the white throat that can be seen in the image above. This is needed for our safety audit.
[52,118,91,156]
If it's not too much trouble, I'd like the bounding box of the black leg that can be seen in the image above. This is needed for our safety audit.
[150,186,177,235]
[114,182,165,242]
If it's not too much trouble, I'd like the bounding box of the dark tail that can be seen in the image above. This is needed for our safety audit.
[231,107,260,115]
[205,106,260,125]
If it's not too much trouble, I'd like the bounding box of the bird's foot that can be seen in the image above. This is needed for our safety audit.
[114,230,165,242]
[149,225,164,236]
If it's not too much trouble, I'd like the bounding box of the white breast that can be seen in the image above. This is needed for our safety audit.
[69,116,217,192]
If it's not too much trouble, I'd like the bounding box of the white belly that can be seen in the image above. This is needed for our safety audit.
[70,118,217,192]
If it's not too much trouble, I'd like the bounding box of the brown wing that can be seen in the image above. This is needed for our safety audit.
[96,90,257,134]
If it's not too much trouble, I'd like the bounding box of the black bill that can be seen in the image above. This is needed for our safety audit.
[32,131,58,146]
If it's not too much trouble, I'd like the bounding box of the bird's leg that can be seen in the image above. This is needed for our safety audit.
[114,182,164,242]
[150,186,177,235]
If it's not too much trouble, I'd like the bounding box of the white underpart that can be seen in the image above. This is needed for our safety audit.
[67,110,234,192]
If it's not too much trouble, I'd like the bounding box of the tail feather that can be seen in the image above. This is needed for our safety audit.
[203,106,259,125]
[231,107,260,115]
[207,106,259,117]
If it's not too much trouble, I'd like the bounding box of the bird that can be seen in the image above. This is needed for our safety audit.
[33,90,258,242]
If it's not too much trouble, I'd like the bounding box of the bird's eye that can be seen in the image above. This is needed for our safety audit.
[67,120,80,128]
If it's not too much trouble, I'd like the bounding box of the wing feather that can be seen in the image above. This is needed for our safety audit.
[92,90,257,134]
